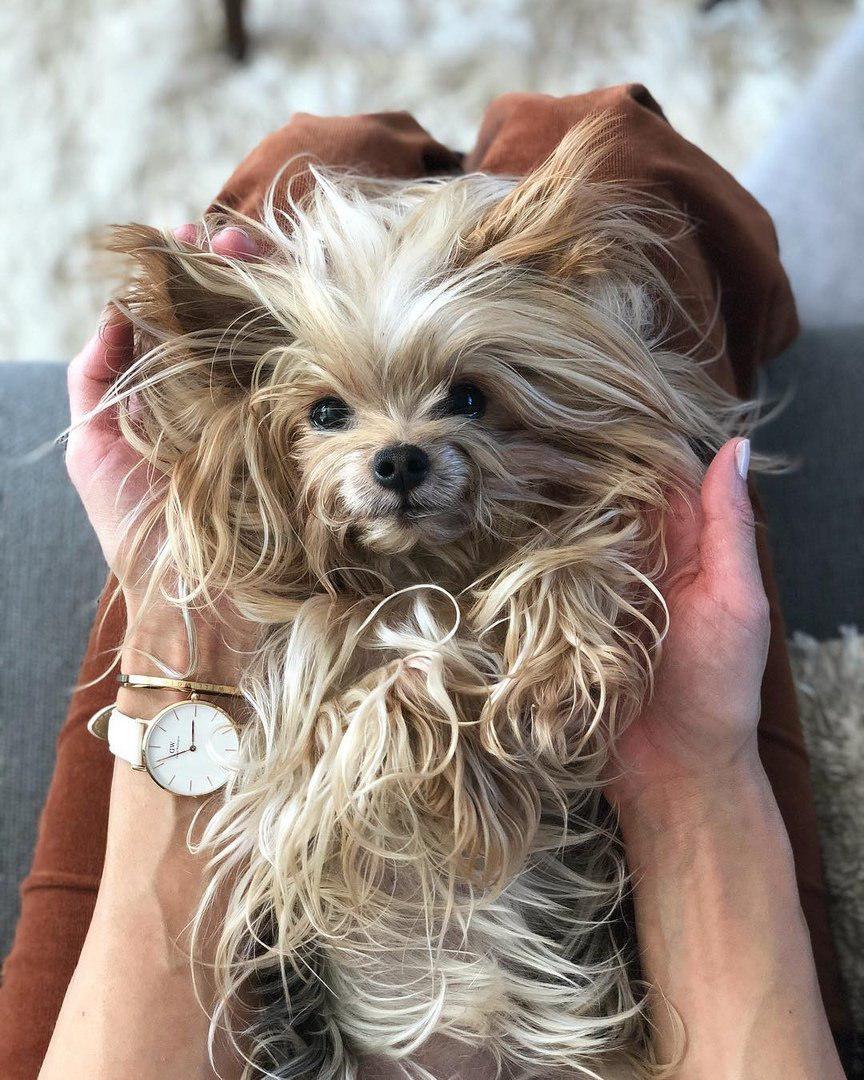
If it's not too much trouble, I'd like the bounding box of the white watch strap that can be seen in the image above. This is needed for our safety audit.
[108,708,147,770]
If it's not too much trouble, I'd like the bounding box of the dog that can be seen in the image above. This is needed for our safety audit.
[106,118,754,1079]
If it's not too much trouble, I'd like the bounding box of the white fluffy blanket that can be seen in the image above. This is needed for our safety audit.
[0,0,854,360]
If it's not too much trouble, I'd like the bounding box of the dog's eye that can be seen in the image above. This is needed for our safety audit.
[309,397,353,431]
[437,382,486,420]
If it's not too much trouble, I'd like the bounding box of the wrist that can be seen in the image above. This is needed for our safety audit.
[620,754,836,1080]
[115,684,190,721]
[616,752,782,850]
[121,596,253,687]
[96,759,210,917]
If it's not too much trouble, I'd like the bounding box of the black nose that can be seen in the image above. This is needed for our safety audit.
[372,444,430,493]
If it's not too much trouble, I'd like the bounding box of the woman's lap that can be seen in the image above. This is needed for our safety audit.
[0,96,848,1078]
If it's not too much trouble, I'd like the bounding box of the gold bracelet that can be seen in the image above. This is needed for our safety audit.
[117,673,242,698]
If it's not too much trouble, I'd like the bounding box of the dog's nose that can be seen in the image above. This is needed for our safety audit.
[372,444,430,493]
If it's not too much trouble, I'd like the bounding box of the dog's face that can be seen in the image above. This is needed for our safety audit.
[297,372,486,554]
[275,300,569,569]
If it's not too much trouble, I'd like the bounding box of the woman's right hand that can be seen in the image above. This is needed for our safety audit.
[602,438,844,1080]
[604,437,771,817]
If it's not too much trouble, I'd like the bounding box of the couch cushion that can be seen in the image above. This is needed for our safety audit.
[0,362,105,957]
[754,326,864,640]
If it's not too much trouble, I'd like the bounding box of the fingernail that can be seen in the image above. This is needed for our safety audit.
[213,227,258,259]
[173,224,197,244]
[735,438,751,481]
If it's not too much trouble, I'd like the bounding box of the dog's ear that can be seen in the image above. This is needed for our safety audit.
[458,117,647,281]
[110,223,271,333]
[109,223,284,387]
[106,225,306,608]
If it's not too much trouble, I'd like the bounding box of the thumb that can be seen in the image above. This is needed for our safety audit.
[697,438,767,621]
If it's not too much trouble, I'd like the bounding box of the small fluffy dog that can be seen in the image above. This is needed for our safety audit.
[108,119,753,1079]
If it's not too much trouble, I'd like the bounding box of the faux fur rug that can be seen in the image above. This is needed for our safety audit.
[791,628,864,1045]
[0,0,855,361]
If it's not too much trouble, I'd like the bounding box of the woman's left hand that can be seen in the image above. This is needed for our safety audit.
[65,225,263,671]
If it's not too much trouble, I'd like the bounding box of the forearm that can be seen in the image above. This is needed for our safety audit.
[41,762,226,1080]
[619,758,843,1080]
[40,627,247,1080]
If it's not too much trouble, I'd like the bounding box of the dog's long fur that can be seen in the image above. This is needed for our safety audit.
[101,119,756,1079]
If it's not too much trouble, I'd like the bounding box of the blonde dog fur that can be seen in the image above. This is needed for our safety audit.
[100,120,755,1079]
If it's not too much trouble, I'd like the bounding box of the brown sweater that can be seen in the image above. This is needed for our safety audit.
[0,87,848,1078]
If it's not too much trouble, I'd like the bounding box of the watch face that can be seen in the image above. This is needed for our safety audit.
[142,700,240,796]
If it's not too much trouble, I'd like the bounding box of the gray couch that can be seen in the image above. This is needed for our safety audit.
[2,329,864,959]
[1,363,106,958]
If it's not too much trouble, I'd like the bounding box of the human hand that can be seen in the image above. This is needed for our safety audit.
[65,226,261,669]
[605,438,770,814]
[603,439,846,1080]
[66,225,259,569]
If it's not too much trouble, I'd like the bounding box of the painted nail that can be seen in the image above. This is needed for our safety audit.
[735,438,751,481]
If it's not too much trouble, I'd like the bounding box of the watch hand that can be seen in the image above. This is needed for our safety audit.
[154,747,192,764]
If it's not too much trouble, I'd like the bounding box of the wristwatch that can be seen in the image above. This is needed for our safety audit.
[88,677,241,797]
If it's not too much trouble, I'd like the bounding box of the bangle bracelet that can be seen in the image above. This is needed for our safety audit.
[117,673,242,698]
[87,702,115,741]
